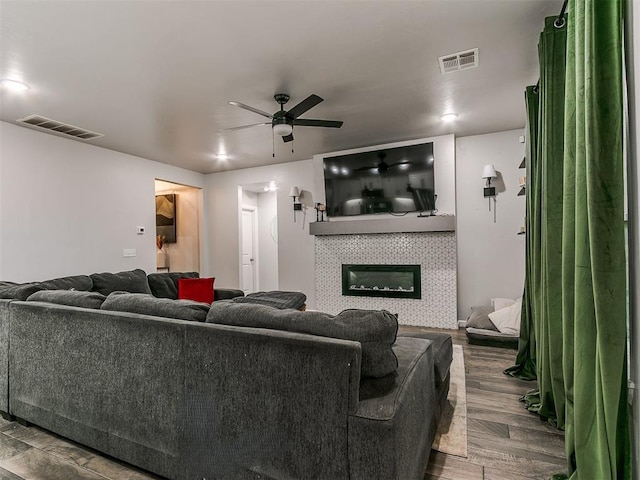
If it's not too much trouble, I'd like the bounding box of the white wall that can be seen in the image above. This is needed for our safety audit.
[0,121,206,281]
[257,191,278,291]
[455,129,526,318]
[205,160,316,305]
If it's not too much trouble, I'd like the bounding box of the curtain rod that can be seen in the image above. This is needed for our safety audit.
[554,0,568,28]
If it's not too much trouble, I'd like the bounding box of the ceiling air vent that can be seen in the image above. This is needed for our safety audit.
[17,115,104,140]
[438,48,479,74]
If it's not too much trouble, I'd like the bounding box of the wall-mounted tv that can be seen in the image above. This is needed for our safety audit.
[323,142,435,218]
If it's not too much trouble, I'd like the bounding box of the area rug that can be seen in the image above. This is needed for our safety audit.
[431,344,467,457]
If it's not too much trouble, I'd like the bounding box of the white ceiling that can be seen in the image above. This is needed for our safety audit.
[0,0,562,174]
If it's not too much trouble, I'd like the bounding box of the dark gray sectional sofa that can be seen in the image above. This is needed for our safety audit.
[0,270,451,480]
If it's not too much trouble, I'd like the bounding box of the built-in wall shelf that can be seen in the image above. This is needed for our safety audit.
[309,215,455,236]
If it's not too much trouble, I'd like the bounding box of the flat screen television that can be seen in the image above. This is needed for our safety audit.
[322,142,435,217]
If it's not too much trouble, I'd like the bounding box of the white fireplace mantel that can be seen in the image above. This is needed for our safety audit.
[309,214,455,236]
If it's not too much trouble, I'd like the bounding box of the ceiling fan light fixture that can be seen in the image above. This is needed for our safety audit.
[273,123,293,136]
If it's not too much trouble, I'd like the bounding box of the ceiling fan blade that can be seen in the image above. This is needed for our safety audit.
[228,101,273,118]
[225,122,270,131]
[292,118,343,128]
[286,94,323,119]
[282,133,294,143]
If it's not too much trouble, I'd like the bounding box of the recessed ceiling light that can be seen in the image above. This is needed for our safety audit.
[0,79,29,92]
[216,153,229,161]
[440,113,458,122]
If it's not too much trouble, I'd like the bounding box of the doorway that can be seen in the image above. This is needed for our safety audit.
[239,183,279,294]
[155,179,202,273]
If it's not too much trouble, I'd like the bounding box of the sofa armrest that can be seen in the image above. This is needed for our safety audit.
[181,322,361,480]
[348,337,436,480]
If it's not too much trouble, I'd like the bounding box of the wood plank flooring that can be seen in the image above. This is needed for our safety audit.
[0,328,565,480]
[419,327,566,480]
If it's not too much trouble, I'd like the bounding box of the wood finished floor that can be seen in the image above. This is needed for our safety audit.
[0,328,566,480]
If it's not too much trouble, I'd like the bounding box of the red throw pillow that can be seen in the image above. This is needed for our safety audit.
[178,277,215,304]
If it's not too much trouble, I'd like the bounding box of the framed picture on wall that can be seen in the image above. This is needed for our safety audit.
[156,194,177,243]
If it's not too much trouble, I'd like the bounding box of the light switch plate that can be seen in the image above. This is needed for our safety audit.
[123,249,136,257]
[136,226,145,235]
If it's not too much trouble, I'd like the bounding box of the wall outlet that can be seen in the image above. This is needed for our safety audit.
[123,249,136,257]
[136,226,145,235]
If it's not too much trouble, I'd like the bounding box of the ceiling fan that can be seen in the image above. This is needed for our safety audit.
[355,151,412,174]
[227,93,343,143]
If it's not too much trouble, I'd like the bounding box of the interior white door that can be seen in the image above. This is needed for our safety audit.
[241,209,256,294]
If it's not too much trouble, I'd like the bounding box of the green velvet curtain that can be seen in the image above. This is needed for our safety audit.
[524,15,568,429]
[560,0,629,477]
[507,0,630,477]
[504,86,538,381]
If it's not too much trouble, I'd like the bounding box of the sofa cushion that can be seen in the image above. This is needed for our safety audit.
[147,272,200,299]
[178,277,214,304]
[27,290,106,309]
[90,269,151,296]
[231,291,306,310]
[396,331,453,387]
[207,302,398,378]
[101,292,210,322]
[40,275,93,292]
[0,283,46,301]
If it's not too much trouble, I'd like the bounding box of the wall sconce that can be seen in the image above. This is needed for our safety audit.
[289,186,302,221]
[482,164,497,211]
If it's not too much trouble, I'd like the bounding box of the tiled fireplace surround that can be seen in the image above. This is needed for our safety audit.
[314,225,457,329]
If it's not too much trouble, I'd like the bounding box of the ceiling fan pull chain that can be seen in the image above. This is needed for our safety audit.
[272,130,275,158]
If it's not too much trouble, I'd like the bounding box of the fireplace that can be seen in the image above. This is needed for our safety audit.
[342,264,421,299]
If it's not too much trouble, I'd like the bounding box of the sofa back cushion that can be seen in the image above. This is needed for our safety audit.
[101,292,210,322]
[90,269,151,296]
[27,290,107,309]
[0,283,46,301]
[147,272,200,299]
[206,302,398,378]
[40,275,93,292]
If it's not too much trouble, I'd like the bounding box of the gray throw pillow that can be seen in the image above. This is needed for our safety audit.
[466,305,498,331]
[0,283,46,301]
[207,302,398,378]
[90,269,151,296]
[27,290,106,309]
[147,272,200,299]
[101,292,210,322]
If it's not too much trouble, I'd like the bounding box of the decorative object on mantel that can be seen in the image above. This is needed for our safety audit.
[289,186,301,222]
[315,203,327,222]
[156,234,169,271]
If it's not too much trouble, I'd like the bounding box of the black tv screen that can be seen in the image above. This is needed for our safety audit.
[323,142,435,217]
